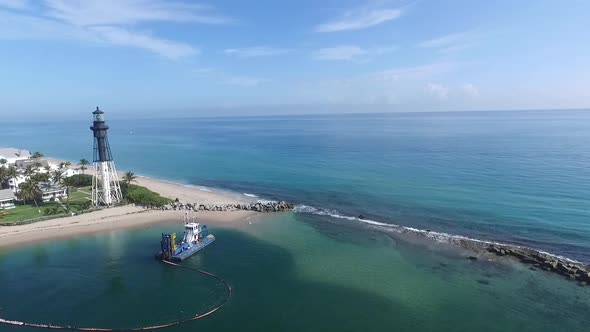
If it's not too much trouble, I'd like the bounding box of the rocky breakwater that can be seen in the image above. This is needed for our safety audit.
[487,244,590,286]
[160,201,295,213]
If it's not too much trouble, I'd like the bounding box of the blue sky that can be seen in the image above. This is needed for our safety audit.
[0,0,589,119]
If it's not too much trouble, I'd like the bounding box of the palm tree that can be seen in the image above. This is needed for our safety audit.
[123,171,137,185]
[31,152,44,159]
[52,169,64,185]
[18,179,42,207]
[62,176,74,206]
[24,165,36,178]
[33,162,42,171]
[59,161,72,169]
[31,172,49,183]
[44,165,51,173]
[0,167,7,189]
[79,159,89,174]
[0,158,7,167]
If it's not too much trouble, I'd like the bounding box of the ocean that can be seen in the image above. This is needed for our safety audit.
[1,110,589,331]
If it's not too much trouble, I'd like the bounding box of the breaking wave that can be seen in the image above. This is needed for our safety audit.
[292,204,581,264]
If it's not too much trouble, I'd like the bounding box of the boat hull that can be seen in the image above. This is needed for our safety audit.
[156,234,215,261]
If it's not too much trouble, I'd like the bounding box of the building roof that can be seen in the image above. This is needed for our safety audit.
[38,182,66,193]
[0,148,31,160]
[0,189,15,201]
[15,159,49,169]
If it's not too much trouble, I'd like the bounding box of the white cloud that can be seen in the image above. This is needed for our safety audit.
[223,76,268,87]
[192,67,216,75]
[373,63,456,81]
[462,83,480,96]
[316,8,401,32]
[314,46,367,61]
[44,0,229,26]
[0,0,226,59]
[0,0,30,10]
[223,46,291,58]
[313,45,396,61]
[418,31,476,54]
[427,83,449,99]
[91,26,197,59]
[294,63,457,105]
[438,43,473,54]
[0,11,88,40]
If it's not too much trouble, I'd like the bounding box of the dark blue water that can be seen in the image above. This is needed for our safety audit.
[2,110,590,261]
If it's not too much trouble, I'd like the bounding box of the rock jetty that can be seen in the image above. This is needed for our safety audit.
[366,223,590,287]
[159,201,295,213]
[487,244,590,286]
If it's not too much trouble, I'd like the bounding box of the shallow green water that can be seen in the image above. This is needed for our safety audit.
[0,213,589,332]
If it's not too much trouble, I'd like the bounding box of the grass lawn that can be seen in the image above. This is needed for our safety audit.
[68,186,92,202]
[0,203,62,224]
[0,187,92,225]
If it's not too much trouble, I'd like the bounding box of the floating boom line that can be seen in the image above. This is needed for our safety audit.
[0,260,232,331]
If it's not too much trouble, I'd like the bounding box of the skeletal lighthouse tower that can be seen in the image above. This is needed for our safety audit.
[90,107,122,206]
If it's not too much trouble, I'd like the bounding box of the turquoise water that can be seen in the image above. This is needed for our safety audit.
[1,215,589,332]
[1,110,590,331]
[2,110,589,260]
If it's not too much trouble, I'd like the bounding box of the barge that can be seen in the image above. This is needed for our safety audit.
[156,222,215,262]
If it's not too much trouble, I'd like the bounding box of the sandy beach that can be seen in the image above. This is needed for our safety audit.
[0,173,257,249]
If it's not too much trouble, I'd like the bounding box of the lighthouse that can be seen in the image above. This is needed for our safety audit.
[90,107,122,206]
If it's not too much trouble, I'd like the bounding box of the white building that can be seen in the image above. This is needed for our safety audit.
[0,189,16,209]
[0,148,31,166]
[62,167,81,178]
[7,174,27,192]
[38,182,67,202]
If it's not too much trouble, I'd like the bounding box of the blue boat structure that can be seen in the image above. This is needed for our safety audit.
[156,222,215,262]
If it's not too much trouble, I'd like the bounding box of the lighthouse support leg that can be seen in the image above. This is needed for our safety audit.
[92,161,122,207]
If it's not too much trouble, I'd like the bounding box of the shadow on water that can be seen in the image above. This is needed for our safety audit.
[178,229,412,332]
[1,226,589,332]
[0,228,405,332]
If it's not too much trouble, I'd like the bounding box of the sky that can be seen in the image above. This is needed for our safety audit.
[0,0,589,119]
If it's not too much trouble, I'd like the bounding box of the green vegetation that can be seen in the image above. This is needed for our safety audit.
[1,180,92,225]
[0,165,17,189]
[0,189,92,224]
[17,180,42,207]
[68,186,92,202]
[0,196,93,224]
[0,155,98,225]
[121,183,171,208]
[31,151,44,159]
[79,159,89,174]
[1,164,170,224]
[1,204,53,223]
[52,169,64,184]
[122,171,137,185]
[64,174,93,187]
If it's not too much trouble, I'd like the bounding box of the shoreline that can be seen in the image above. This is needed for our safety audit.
[3,157,588,286]
[0,208,258,250]
[0,169,260,249]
